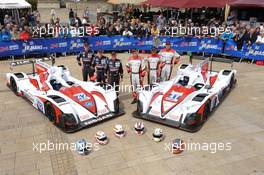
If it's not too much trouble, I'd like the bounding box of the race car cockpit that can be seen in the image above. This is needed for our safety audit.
[178,76,190,86]
[48,66,71,91]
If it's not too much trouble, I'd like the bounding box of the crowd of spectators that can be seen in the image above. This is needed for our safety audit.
[0,6,264,50]
[0,10,40,41]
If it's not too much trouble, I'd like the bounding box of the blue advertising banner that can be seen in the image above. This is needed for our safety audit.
[173,37,201,52]
[245,43,264,61]
[198,38,223,54]
[224,40,240,57]
[0,36,264,61]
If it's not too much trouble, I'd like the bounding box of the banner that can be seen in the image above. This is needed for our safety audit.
[0,36,264,61]
[198,38,223,54]
[245,44,264,61]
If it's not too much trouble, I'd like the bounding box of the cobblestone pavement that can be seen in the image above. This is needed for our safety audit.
[0,54,264,175]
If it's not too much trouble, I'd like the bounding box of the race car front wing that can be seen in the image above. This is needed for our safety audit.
[132,111,202,132]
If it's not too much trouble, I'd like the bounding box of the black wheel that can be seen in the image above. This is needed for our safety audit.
[45,102,56,123]
[10,77,18,95]
[203,101,211,122]
[114,98,120,114]
[229,74,235,89]
[137,101,143,114]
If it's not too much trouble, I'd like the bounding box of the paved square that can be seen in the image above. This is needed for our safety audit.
[0,54,263,175]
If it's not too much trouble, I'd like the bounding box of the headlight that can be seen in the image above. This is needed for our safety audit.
[184,113,201,126]
[62,113,77,126]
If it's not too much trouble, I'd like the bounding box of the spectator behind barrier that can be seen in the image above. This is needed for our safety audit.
[256,31,264,44]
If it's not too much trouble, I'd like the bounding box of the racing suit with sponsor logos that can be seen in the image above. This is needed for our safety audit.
[92,55,108,83]
[159,48,180,82]
[77,51,95,81]
[107,58,123,93]
[145,53,161,84]
[126,56,146,98]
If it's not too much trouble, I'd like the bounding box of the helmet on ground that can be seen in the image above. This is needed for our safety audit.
[152,128,164,142]
[172,138,185,154]
[134,122,145,135]
[90,75,97,82]
[76,139,91,155]
[113,124,126,138]
[95,131,108,145]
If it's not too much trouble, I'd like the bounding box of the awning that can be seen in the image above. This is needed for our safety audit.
[108,0,146,5]
[143,0,227,8]
[228,0,264,8]
[0,0,31,9]
[144,0,264,8]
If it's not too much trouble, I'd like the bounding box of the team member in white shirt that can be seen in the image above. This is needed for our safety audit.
[159,42,180,82]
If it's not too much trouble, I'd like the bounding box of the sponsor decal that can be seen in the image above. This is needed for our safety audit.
[79,114,90,121]
[98,108,108,115]
[168,114,181,121]
[115,62,120,67]
[150,109,161,116]
[23,89,34,102]
[85,101,94,107]
[84,114,113,125]
[74,93,89,101]
[36,99,45,113]
[167,91,183,101]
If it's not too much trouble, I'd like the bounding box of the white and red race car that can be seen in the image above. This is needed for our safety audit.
[6,58,124,132]
[134,58,237,132]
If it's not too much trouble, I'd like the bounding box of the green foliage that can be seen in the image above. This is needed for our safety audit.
[27,0,37,10]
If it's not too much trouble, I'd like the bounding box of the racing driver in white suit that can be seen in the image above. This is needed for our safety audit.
[126,49,146,104]
[145,47,161,84]
[159,41,180,82]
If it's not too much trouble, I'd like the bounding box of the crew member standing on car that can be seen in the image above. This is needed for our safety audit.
[76,43,96,81]
[145,47,161,84]
[92,50,108,83]
[159,41,180,82]
[107,52,123,95]
[126,49,146,104]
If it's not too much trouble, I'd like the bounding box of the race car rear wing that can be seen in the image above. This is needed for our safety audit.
[9,56,55,75]
[192,55,234,70]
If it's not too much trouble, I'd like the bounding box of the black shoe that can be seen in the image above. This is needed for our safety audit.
[131,99,137,104]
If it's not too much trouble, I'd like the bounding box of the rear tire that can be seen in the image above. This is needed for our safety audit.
[10,77,18,95]
[45,102,56,123]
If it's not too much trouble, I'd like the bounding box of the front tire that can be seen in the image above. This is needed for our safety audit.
[45,102,56,123]
[10,77,18,95]
[114,98,120,114]
[137,100,143,114]
[203,101,211,122]
[229,74,235,89]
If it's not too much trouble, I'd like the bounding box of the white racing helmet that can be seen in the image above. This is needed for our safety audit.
[171,138,185,154]
[113,124,126,138]
[95,131,108,145]
[152,128,164,142]
[76,139,91,155]
[134,122,145,135]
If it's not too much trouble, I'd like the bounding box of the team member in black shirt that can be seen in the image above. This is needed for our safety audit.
[92,50,108,83]
[107,52,123,94]
[76,43,95,81]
